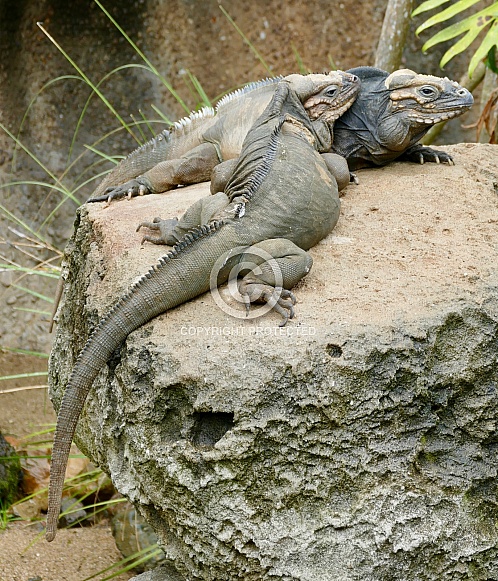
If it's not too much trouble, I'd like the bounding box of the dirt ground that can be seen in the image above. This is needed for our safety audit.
[0,523,132,581]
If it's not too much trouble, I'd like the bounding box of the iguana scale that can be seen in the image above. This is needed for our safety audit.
[46,70,360,541]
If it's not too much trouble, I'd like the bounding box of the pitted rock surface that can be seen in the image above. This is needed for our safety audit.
[50,144,498,580]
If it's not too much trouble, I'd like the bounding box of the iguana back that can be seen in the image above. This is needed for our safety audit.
[91,78,282,200]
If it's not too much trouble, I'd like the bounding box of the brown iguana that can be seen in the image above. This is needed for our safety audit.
[45,70,360,541]
[331,66,474,169]
[87,67,472,203]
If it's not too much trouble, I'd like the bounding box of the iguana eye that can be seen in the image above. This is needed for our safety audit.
[323,85,339,98]
[418,85,439,98]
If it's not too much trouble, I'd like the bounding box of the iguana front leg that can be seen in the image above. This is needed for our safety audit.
[236,238,313,326]
[398,144,454,165]
[89,143,221,203]
[136,191,230,245]
[210,159,239,195]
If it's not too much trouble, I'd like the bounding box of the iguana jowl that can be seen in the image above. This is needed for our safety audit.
[46,70,360,541]
[88,67,472,202]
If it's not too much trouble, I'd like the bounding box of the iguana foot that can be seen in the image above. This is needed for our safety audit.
[238,278,296,326]
[88,177,152,203]
[136,217,179,245]
[350,172,359,185]
[401,146,454,166]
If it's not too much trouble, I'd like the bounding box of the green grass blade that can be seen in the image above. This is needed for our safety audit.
[81,545,162,581]
[0,180,78,210]
[36,22,139,143]
[0,264,59,279]
[93,0,190,112]
[67,63,158,161]
[150,103,174,124]
[185,69,213,108]
[0,122,77,203]
[0,372,47,381]
[138,109,156,136]
[13,307,52,316]
[292,44,310,74]
[10,74,84,175]
[219,5,273,75]
[130,113,147,142]
[0,347,49,358]
[83,144,122,165]
[12,284,54,303]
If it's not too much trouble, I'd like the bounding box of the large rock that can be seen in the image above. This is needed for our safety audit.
[49,143,498,580]
[0,432,20,506]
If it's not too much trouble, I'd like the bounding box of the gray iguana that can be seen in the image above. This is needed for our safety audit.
[331,66,474,170]
[87,67,472,203]
[46,70,360,541]
[88,74,350,202]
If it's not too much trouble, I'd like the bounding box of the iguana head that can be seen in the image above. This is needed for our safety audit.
[284,71,361,123]
[383,68,473,129]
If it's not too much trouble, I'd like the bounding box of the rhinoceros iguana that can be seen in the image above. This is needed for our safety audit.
[331,66,474,169]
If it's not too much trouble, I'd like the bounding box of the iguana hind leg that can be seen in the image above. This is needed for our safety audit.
[320,153,352,191]
[89,143,221,203]
[237,238,313,326]
[136,191,230,245]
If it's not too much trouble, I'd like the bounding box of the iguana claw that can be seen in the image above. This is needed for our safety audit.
[136,217,179,245]
[404,145,454,166]
[88,178,152,204]
[239,280,296,326]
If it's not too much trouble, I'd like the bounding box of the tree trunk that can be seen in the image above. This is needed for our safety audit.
[375,0,413,72]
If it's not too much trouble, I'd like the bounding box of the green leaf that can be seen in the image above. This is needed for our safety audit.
[486,45,498,73]
[421,2,498,51]
[469,18,498,75]
[412,0,452,18]
[439,25,483,68]
[415,0,483,34]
